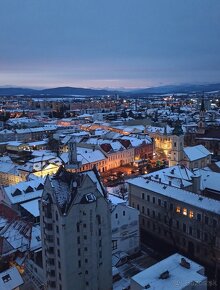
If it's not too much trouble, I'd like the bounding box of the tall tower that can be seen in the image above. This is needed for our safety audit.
[169,120,184,167]
[68,137,77,164]
[197,97,206,134]
[40,167,112,290]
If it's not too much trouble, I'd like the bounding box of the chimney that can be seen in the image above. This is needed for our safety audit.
[180,257,190,269]
[159,270,170,279]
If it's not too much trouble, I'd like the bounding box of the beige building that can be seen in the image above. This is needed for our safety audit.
[182,145,211,169]
[40,167,112,290]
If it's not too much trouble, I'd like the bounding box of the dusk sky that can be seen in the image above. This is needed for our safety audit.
[1,0,220,88]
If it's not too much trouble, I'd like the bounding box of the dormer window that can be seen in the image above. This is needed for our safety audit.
[36,183,44,190]
[25,186,33,193]
[12,189,22,196]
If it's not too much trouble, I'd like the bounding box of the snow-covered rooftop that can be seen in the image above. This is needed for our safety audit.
[183,145,211,161]
[127,177,220,214]
[20,199,40,217]
[131,253,206,290]
[0,266,24,290]
[4,178,44,205]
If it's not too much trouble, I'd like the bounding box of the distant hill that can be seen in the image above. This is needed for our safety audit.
[0,86,120,96]
[131,83,220,94]
[0,83,220,96]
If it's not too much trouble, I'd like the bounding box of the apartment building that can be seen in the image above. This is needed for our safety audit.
[128,177,220,271]
[40,167,112,290]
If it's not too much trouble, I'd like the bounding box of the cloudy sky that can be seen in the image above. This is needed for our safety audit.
[0,0,220,88]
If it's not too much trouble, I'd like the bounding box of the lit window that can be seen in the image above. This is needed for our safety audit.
[176,206,181,213]
[189,210,194,218]
[183,208,187,216]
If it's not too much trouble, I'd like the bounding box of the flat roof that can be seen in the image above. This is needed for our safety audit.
[131,253,206,290]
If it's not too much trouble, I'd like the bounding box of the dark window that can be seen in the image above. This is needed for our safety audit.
[57,249,60,257]
[213,219,217,228]
[115,213,118,219]
[98,229,101,236]
[83,224,87,228]
[189,226,192,235]
[197,213,201,221]
[197,230,200,239]
[59,273,61,280]
[56,226,59,234]
[183,223,186,233]
[137,204,139,210]
[123,211,125,216]
[57,238,60,246]
[205,216,209,225]
[142,193,145,199]
[147,208,150,216]
[152,210,155,218]
[84,247,87,251]
[85,258,88,263]
[58,261,61,269]
[77,223,80,232]
[170,203,173,211]
[84,235,87,240]
[182,238,186,246]
[142,206,145,214]
[153,197,155,204]
[158,199,161,206]
[78,261,81,267]
[78,249,81,256]
[147,195,150,202]
[112,240,117,250]
[2,274,11,283]
[164,201,167,208]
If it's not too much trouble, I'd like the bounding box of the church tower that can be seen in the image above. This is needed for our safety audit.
[197,97,206,134]
[169,120,184,166]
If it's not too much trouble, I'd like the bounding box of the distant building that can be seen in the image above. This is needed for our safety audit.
[130,253,207,290]
[40,167,112,290]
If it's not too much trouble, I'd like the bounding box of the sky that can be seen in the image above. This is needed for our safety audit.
[0,0,220,89]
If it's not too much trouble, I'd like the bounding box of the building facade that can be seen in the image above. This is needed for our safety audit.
[128,177,220,273]
[40,167,112,290]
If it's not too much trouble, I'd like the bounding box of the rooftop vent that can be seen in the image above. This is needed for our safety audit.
[159,270,170,279]
[199,197,203,201]
[145,284,151,289]
[163,185,167,190]
[171,169,175,174]
[180,257,190,269]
